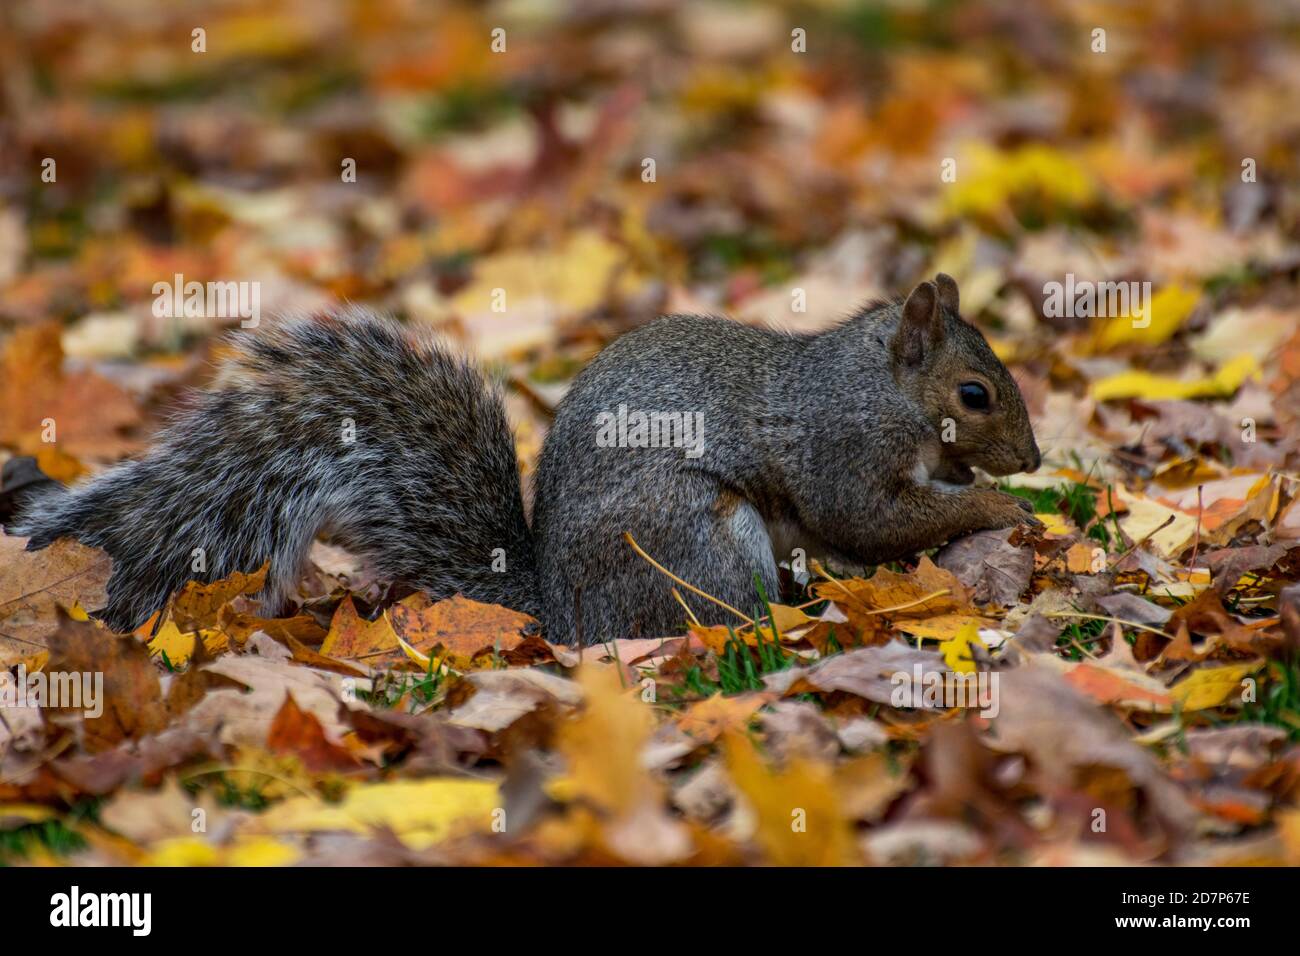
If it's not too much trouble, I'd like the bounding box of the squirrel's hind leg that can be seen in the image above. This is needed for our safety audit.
[548,478,780,645]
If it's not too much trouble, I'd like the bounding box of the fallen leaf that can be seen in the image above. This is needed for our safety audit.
[0,533,112,667]
[321,595,401,662]
[554,666,690,864]
[0,323,143,460]
[677,692,770,743]
[267,691,364,772]
[44,613,169,752]
[248,778,500,850]
[723,731,858,865]
[938,619,985,674]
[764,640,950,705]
[1167,661,1262,711]
[445,668,582,733]
[389,593,540,669]
[1091,353,1260,402]
[169,563,268,631]
[935,528,1034,606]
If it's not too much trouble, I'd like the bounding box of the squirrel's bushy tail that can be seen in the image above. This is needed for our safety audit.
[12,309,539,633]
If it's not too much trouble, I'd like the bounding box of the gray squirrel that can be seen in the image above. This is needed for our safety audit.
[10,274,1041,645]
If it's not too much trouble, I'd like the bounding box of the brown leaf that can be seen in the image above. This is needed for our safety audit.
[935,528,1035,606]
[99,778,224,846]
[267,691,363,772]
[445,668,581,733]
[758,700,842,762]
[320,595,400,662]
[0,323,143,460]
[389,593,540,669]
[677,692,771,744]
[1162,588,1265,661]
[180,656,350,750]
[763,640,949,705]
[0,533,112,667]
[812,556,975,617]
[169,563,269,631]
[49,727,225,796]
[45,613,168,752]
[810,557,979,642]
[1202,544,1286,594]
[217,605,327,648]
[987,665,1198,838]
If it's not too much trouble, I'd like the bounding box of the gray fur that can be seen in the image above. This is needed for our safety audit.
[13,277,1040,645]
[13,309,538,633]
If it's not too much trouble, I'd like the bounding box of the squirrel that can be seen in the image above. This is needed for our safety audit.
[9,274,1041,645]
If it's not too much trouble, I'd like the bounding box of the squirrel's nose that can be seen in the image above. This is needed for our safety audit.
[1021,447,1041,473]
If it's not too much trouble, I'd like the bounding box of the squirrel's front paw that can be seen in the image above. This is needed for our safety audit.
[977,490,1043,530]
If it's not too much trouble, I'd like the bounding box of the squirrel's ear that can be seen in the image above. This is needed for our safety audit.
[935,273,959,314]
[894,280,943,366]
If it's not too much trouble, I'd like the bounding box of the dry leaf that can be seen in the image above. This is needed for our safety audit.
[0,533,112,667]
[389,593,540,669]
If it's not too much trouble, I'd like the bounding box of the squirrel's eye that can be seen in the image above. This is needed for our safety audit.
[959,382,990,411]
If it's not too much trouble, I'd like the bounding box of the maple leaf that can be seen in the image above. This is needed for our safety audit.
[388,593,540,670]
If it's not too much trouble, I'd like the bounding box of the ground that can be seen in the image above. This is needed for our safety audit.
[0,0,1299,866]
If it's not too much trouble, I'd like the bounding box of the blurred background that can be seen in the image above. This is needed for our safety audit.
[1,0,1299,485]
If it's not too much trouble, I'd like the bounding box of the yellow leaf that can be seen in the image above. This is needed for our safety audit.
[895,614,997,642]
[1036,512,1073,536]
[1092,283,1199,351]
[1168,661,1263,711]
[1091,353,1260,402]
[937,619,984,674]
[723,732,858,865]
[225,836,301,867]
[0,803,58,826]
[147,620,224,666]
[250,779,499,850]
[142,835,300,867]
[763,603,816,637]
[558,666,656,814]
[148,620,195,665]
[395,631,432,667]
[555,667,692,863]
[1114,491,1199,558]
[143,837,220,867]
[945,143,1096,219]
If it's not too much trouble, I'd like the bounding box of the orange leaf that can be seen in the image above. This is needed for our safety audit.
[389,593,539,669]
[267,692,362,773]
[321,595,401,662]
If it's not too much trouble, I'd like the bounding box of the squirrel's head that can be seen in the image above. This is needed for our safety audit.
[890,274,1040,482]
